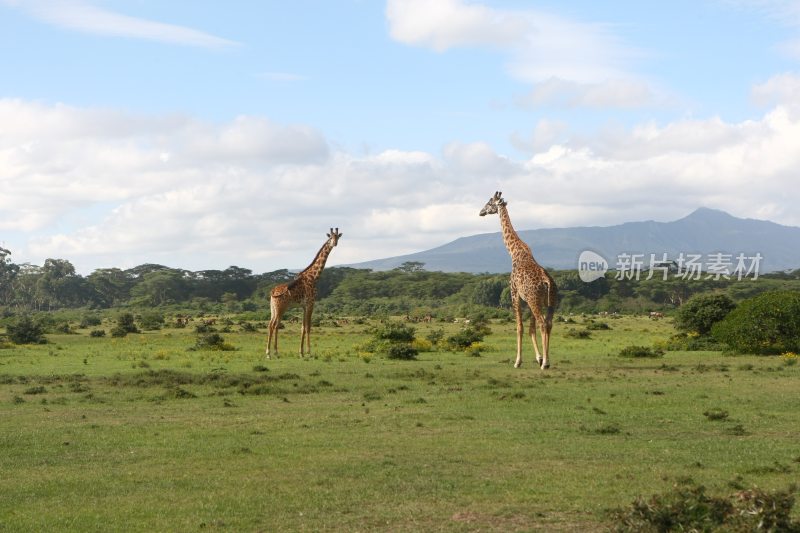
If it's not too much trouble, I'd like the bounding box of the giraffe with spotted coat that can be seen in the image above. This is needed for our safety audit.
[480,192,558,369]
[266,228,342,358]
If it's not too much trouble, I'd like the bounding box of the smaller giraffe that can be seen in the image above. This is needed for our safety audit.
[266,228,342,358]
[480,192,558,369]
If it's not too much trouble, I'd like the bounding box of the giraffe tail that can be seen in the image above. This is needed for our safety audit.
[545,281,558,325]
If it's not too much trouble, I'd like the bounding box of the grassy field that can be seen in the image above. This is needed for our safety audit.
[1,315,798,531]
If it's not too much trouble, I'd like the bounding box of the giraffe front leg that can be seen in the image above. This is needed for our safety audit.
[266,318,278,358]
[512,295,523,368]
[299,318,306,358]
[304,304,314,356]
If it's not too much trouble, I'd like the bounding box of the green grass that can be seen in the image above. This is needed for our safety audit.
[1,316,798,531]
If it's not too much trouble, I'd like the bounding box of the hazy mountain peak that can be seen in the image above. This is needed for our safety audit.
[345,209,800,273]
[681,207,736,222]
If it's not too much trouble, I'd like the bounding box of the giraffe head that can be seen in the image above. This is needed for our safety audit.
[327,228,343,247]
[479,191,506,216]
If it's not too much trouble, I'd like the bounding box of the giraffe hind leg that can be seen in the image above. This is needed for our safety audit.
[528,310,543,366]
[540,305,555,369]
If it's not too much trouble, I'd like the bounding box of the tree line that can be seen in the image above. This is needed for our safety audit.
[2,248,799,317]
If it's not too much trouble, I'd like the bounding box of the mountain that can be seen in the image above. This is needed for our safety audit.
[345,208,800,273]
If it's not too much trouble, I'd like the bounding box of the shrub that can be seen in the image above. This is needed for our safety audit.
[116,313,139,334]
[446,325,488,350]
[110,326,129,338]
[386,343,418,360]
[54,322,75,334]
[712,291,800,354]
[663,332,725,351]
[89,329,106,338]
[195,322,216,334]
[613,483,799,532]
[194,333,235,351]
[361,321,418,360]
[79,314,102,328]
[425,328,445,346]
[373,322,416,343]
[676,293,736,335]
[565,328,592,339]
[585,320,611,330]
[139,311,165,331]
[618,345,664,358]
[7,315,47,344]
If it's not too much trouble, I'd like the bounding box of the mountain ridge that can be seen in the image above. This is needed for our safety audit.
[343,208,800,273]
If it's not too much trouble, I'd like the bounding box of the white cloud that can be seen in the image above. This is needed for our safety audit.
[5,0,238,48]
[386,0,527,51]
[752,72,800,107]
[4,92,800,274]
[443,141,518,176]
[511,119,568,154]
[386,0,651,107]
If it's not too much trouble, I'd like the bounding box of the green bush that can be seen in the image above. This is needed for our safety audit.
[425,328,445,346]
[6,315,47,344]
[663,333,725,351]
[194,333,235,351]
[116,313,139,334]
[565,328,592,339]
[386,343,418,360]
[139,311,164,331]
[613,483,799,532]
[360,321,419,360]
[618,345,664,358]
[54,322,75,334]
[373,322,416,343]
[676,293,736,335]
[712,290,800,354]
[446,325,487,350]
[89,329,106,338]
[110,326,129,338]
[79,314,102,328]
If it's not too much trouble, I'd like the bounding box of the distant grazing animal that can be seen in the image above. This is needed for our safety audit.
[480,191,558,369]
[649,311,664,320]
[266,228,342,358]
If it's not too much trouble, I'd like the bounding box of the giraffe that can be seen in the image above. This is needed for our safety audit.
[266,228,342,358]
[480,192,558,369]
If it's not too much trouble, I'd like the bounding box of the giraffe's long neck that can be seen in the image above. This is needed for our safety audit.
[498,204,524,252]
[300,241,333,283]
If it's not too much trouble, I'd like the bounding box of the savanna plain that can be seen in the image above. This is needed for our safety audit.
[1,315,799,531]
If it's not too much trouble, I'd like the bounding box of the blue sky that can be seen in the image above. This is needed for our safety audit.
[2,0,800,274]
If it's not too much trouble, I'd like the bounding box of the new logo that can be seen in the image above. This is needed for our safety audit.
[578,250,608,282]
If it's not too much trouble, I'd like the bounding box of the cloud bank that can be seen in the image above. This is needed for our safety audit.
[2,88,800,273]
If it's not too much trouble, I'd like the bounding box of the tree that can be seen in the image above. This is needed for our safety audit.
[676,293,736,335]
[7,315,46,344]
[712,291,800,354]
[472,278,504,307]
[35,259,83,309]
[395,261,426,274]
[130,270,187,306]
[86,268,134,308]
[11,264,42,310]
[0,247,19,306]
